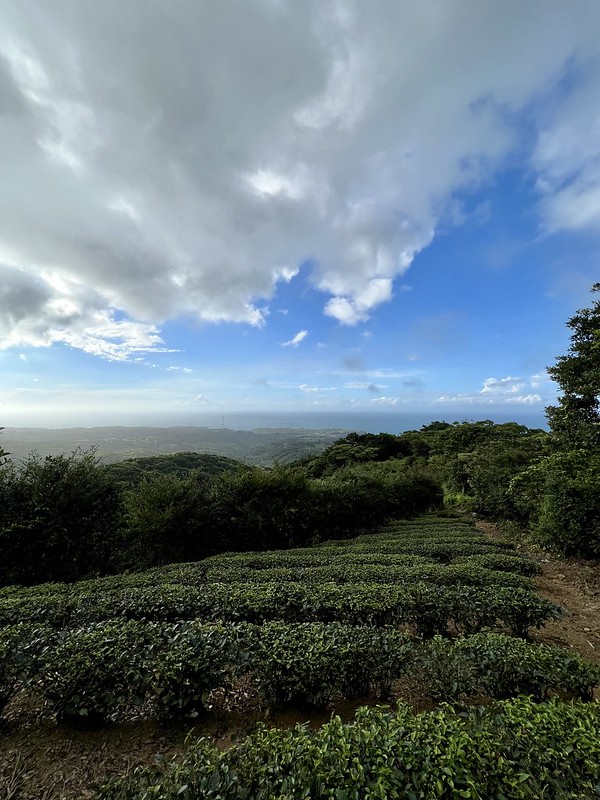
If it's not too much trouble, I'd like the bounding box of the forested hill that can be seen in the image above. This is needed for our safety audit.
[104,452,244,486]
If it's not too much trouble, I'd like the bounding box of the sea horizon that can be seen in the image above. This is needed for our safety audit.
[4,410,549,436]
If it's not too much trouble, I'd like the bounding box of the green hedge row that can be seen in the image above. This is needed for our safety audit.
[0,583,560,637]
[203,550,437,569]
[24,621,412,721]
[418,633,600,702]
[203,562,533,589]
[203,548,538,575]
[328,539,514,562]
[4,622,597,723]
[97,697,600,799]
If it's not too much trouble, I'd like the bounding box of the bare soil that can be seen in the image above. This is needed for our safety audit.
[476,519,600,665]
[2,523,599,799]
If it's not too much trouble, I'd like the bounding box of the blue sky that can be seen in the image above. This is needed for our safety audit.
[1,2,599,428]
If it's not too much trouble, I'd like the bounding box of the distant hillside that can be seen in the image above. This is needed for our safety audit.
[105,452,244,486]
[2,425,348,466]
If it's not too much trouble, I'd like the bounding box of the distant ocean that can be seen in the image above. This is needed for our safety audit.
[164,410,549,434]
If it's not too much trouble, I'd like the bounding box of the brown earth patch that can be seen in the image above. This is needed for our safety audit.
[476,519,600,665]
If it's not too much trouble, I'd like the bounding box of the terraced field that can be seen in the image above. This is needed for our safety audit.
[1,514,599,798]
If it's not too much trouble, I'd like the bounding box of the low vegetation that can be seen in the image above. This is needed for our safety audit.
[97,698,600,800]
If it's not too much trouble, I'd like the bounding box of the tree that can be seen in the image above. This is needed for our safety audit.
[0,449,123,585]
[546,283,600,450]
[519,284,600,556]
[123,472,209,567]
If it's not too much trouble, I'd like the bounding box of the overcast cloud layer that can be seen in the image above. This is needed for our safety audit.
[1,1,600,358]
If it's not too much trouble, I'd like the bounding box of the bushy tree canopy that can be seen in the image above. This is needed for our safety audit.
[0,449,123,585]
[546,283,600,450]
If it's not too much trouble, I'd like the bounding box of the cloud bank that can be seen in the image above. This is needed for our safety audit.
[1,1,600,357]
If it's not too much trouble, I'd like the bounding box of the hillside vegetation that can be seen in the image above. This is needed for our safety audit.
[1,514,599,798]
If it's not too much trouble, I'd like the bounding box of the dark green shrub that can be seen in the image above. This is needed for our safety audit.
[418,633,600,702]
[0,623,51,717]
[245,622,413,707]
[96,697,600,799]
[38,620,161,722]
[533,452,600,557]
[0,449,123,585]
[123,472,210,567]
[150,622,244,720]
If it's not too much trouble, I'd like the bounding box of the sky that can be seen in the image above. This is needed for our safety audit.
[1,1,599,429]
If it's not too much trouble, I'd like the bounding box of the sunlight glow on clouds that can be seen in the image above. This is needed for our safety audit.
[1,1,600,359]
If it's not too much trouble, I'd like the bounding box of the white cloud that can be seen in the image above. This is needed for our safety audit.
[435,374,545,406]
[0,2,599,353]
[370,396,402,406]
[480,376,526,394]
[0,263,177,360]
[530,371,551,388]
[282,329,308,347]
[298,384,336,393]
[324,278,393,325]
[533,62,600,234]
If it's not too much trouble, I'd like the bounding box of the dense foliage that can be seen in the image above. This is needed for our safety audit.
[105,452,243,487]
[98,698,600,799]
[546,283,600,451]
[0,450,123,585]
[0,450,441,585]
[0,516,572,726]
[524,283,600,556]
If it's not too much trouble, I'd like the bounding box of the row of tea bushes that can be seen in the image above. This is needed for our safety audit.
[4,621,412,721]
[203,550,438,569]
[417,632,600,702]
[0,515,524,601]
[96,697,600,799]
[3,621,597,723]
[0,583,561,637]
[204,548,539,575]
[202,562,533,588]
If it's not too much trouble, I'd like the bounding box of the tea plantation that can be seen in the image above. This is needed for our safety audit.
[2,514,599,797]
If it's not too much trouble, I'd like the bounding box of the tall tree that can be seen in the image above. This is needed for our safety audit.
[546,283,600,450]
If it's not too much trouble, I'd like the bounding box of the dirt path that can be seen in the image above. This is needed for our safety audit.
[476,520,600,665]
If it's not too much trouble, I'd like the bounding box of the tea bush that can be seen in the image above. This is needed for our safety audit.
[0,623,51,716]
[0,580,561,638]
[246,622,413,706]
[417,633,600,702]
[96,697,600,799]
[38,620,162,722]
